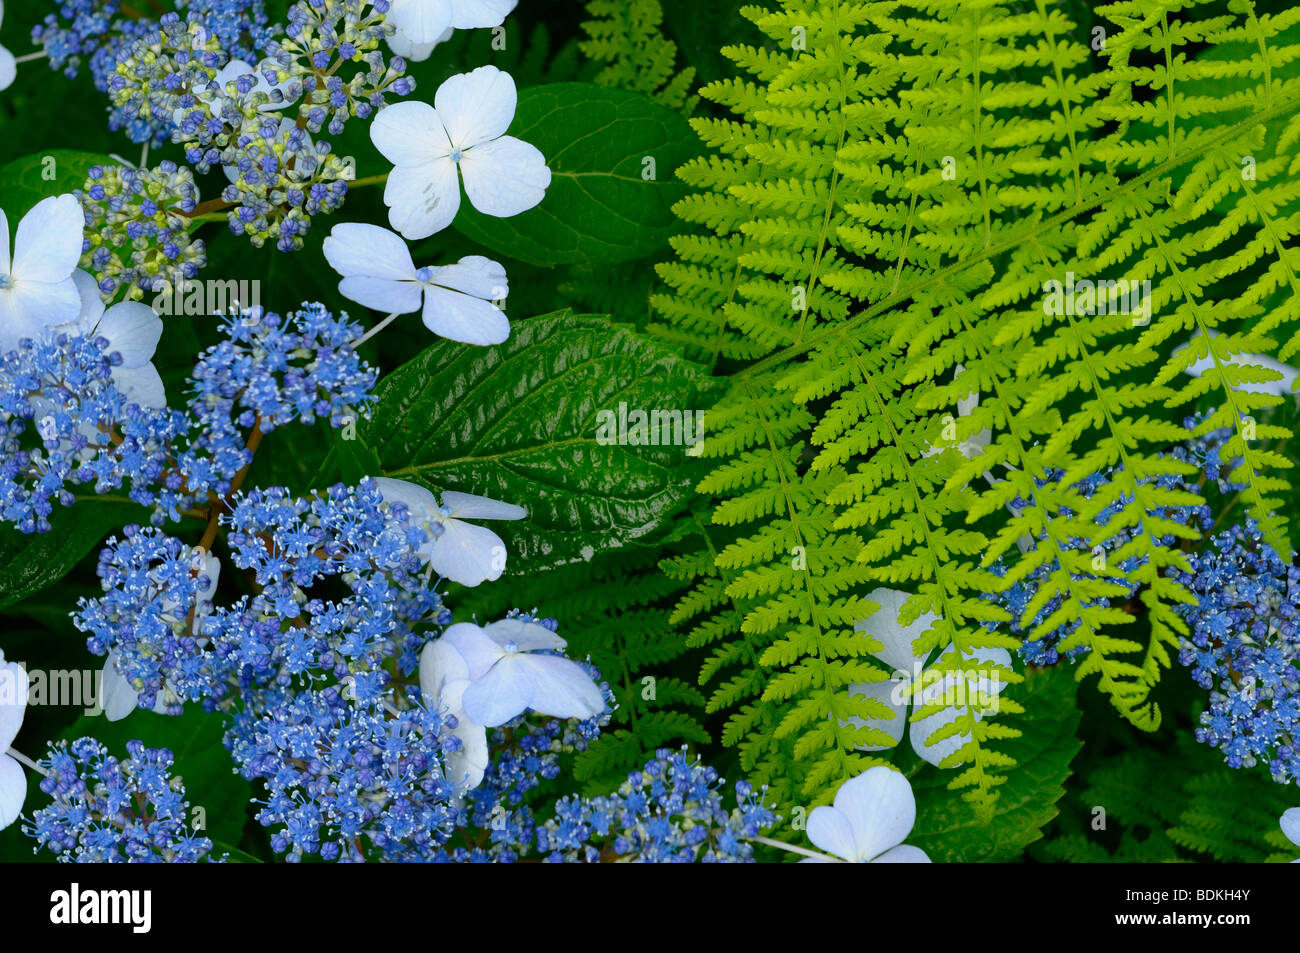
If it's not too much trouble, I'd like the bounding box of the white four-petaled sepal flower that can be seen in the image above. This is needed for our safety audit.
[69,270,167,408]
[387,0,516,44]
[0,194,85,353]
[442,618,605,726]
[1281,807,1300,863]
[0,648,31,830]
[419,638,489,793]
[386,24,453,63]
[370,65,551,239]
[322,223,509,345]
[373,477,526,586]
[803,766,930,863]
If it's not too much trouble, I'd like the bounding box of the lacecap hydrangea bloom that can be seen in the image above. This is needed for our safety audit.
[1173,518,1300,785]
[24,738,217,862]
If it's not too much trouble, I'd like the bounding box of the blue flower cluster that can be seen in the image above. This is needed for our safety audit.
[212,478,443,695]
[0,303,376,533]
[986,417,1236,665]
[74,526,222,714]
[80,161,206,300]
[181,0,275,61]
[267,0,411,136]
[225,685,458,862]
[161,303,377,519]
[35,2,149,117]
[74,477,440,714]
[24,738,217,863]
[35,1,274,145]
[35,1,411,255]
[41,470,779,863]
[1172,519,1300,785]
[106,13,225,148]
[0,330,181,534]
[426,746,776,863]
[209,480,456,860]
[536,749,776,863]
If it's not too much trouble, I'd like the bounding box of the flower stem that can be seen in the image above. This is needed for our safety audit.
[348,173,390,189]
[7,747,49,777]
[352,312,401,348]
[750,835,841,862]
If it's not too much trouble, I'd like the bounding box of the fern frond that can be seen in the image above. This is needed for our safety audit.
[653,0,1300,815]
[581,0,699,113]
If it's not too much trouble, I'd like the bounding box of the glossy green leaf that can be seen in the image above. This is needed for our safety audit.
[0,501,142,611]
[452,83,695,266]
[0,149,115,218]
[364,310,716,569]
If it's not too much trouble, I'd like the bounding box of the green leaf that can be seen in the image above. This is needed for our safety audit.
[364,310,717,569]
[0,149,115,217]
[907,666,1083,862]
[56,707,254,849]
[311,427,385,489]
[0,500,142,611]
[451,83,694,266]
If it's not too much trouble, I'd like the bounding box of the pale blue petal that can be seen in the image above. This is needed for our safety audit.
[518,654,604,720]
[805,805,856,861]
[461,656,533,726]
[832,766,915,862]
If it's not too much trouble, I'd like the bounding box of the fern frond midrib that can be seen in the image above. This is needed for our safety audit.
[742,378,859,775]
[831,327,1007,796]
[790,0,850,348]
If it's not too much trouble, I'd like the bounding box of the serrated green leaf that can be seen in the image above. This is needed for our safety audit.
[364,310,717,569]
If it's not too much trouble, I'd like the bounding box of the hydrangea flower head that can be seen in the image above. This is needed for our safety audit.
[75,528,227,717]
[25,738,215,862]
[1172,519,1300,783]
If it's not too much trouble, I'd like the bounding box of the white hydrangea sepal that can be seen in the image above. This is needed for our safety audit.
[804,766,930,864]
